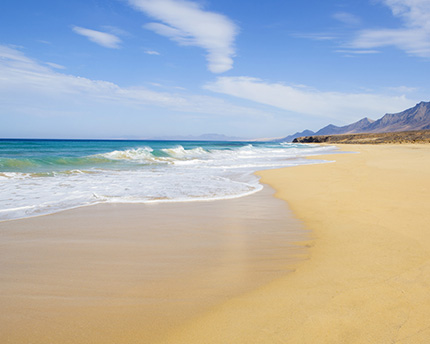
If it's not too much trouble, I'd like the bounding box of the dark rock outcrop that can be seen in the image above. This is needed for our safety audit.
[278,129,315,142]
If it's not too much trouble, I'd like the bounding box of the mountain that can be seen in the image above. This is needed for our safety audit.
[284,101,430,142]
[364,101,430,133]
[315,117,375,135]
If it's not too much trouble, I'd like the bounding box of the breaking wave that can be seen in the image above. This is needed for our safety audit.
[0,140,338,221]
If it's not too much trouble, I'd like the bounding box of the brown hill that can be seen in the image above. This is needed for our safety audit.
[293,129,430,144]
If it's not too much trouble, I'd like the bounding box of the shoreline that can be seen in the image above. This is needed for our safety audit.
[1,146,337,224]
[0,140,337,224]
[0,183,264,224]
[159,143,430,343]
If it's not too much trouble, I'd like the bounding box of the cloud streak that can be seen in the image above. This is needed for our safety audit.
[0,45,263,119]
[127,0,238,73]
[144,49,160,55]
[333,12,361,26]
[72,26,122,49]
[349,0,430,57]
[205,76,416,121]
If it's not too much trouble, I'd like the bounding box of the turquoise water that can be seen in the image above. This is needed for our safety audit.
[0,139,336,221]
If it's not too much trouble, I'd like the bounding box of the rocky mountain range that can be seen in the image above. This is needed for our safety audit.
[282,101,430,142]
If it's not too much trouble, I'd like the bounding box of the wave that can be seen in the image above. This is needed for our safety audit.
[0,156,113,172]
[95,147,169,164]
[96,146,212,165]
[0,143,336,173]
[0,146,217,173]
[0,141,340,221]
[161,145,208,159]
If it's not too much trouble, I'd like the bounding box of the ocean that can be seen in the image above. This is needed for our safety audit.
[0,139,336,221]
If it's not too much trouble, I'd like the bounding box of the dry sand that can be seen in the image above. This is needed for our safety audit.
[159,144,430,344]
[0,187,306,344]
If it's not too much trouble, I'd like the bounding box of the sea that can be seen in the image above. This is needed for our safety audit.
[0,139,337,221]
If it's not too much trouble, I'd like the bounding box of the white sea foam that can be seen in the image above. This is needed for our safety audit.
[97,147,160,162]
[0,142,338,221]
[161,145,207,158]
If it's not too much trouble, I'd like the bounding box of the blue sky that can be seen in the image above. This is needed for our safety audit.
[0,0,429,139]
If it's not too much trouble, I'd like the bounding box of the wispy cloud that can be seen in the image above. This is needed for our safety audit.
[292,32,337,41]
[387,85,418,93]
[333,12,361,26]
[336,49,380,54]
[144,49,161,55]
[205,76,416,121]
[101,25,130,37]
[349,0,430,57]
[72,26,122,49]
[0,45,264,119]
[45,62,66,70]
[127,0,239,73]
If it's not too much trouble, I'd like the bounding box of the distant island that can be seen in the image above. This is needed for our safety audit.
[149,133,245,141]
[282,101,430,144]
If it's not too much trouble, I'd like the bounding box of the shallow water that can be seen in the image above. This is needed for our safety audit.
[0,139,337,220]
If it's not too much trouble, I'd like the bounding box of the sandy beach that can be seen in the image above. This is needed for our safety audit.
[2,144,430,343]
[158,144,430,343]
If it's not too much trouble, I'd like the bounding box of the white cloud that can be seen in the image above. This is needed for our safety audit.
[72,26,122,49]
[349,0,430,57]
[0,45,264,118]
[204,76,416,121]
[127,0,238,73]
[144,49,161,55]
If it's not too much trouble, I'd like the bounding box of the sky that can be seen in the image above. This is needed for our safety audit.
[0,0,429,139]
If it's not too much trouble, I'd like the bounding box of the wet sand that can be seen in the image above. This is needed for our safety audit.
[159,144,430,343]
[0,186,307,343]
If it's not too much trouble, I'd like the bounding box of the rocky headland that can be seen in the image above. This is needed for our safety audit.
[293,129,430,144]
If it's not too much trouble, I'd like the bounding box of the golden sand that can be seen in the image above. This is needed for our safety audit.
[159,144,430,343]
[0,187,306,343]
